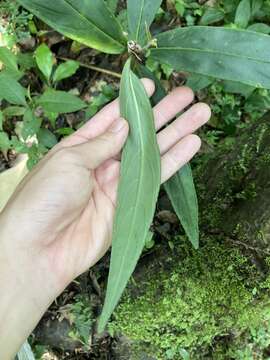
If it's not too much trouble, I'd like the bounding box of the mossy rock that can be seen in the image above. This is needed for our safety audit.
[109,238,270,359]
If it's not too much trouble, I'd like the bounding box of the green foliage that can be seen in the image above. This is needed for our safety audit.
[52,60,79,83]
[67,295,93,349]
[98,59,161,332]
[127,0,162,46]
[37,89,86,113]
[10,0,270,334]
[0,0,32,46]
[0,74,26,105]
[165,164,199,249]
[35,44,54,82]
[17,0,126,54]
[106,0,118,14]
[0,45,88,168]
[0,47,21,78]
[235,0,251,28]
[136,64,200,250]
[151,26,270,89]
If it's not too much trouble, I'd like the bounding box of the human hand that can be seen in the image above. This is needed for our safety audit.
[0,80,210,358]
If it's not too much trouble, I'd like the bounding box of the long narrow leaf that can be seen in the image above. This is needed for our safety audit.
[98,59,161,331]
[135,64,199,248]
[164,165,199,249]
[127,0,162,46]
[150,26,270,89]
[17,0,126,54]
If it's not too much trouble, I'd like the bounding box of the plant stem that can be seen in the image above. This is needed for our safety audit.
[57,56,122,79]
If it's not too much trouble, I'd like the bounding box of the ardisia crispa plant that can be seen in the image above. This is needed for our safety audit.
[16,0,270,331]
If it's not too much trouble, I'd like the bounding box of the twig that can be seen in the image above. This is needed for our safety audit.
[57,56,122,79]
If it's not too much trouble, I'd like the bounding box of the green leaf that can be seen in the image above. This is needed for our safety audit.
[17,52,36,70]
[235,0,251,28]
[3,106,26,117]
[175,0,186,17]
[134,62,166,105]
[35,44,54,81]
[127,0,162,46]
[98,59,161,331]
[251,0,263,16]
[199,7,225,25]
[222,80,255,97]
[37,89,86,113]
[0,74,26,105]
[164,164,199,249]
[150,26,270,89]
[0,47,21,78]
[17,0,126,54]
[37,128,57,148]
[248,23,270,34]
[22,108,42,140]
[135,64,200,249]
[53,60,79,83]
[145,230,155,249]
[0,111,3,131]
[0,131,10,150]
[106,0,118,14]
[186,74,214,92]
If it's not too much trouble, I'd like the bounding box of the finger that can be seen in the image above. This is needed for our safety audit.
[158,103,211,155]
[70,117,129,169]
[57,78,155,149]
[154,86,194,131]
[161,134,201,183]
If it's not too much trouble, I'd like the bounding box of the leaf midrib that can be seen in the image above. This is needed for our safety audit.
[40,98,84,105]
[64,0,123,47]
[23,0,124,49]
[135,0,145,42]
[152,46,270,64]
[109,71,147,306]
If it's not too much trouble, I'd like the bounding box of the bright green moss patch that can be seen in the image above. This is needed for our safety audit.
[109,238,270,359]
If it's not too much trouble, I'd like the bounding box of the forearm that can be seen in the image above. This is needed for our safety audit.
[0,265,49,359]
[0,219,54,360]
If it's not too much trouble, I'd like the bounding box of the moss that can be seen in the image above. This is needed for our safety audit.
[109,238,270,359]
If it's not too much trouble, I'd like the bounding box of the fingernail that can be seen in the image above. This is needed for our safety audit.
[110,118,127,133]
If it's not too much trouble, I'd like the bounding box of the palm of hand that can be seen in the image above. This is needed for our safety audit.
[48,156,121,287]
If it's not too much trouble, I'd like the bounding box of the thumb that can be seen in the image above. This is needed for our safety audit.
[71,117,129,169]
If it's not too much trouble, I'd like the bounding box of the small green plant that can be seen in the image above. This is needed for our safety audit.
[0,44,86,168]
[67,295,93,349]
[12,0,270,331]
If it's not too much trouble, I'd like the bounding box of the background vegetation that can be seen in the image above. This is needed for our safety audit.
[1,0,270,359]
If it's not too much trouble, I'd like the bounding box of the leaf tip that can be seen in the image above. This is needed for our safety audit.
[191,235,199,250]
[97,316,107,334]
